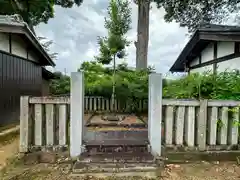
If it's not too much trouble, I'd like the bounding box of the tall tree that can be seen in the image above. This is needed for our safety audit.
[133,0,238,70]
[155,0,239,33]
[134,0,150,70]
[0,0,83,27]
[96,0,132,111]
[134,0,166,70]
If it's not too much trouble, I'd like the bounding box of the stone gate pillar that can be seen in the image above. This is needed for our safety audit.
[70,72,85,158]
[148,73,162,157]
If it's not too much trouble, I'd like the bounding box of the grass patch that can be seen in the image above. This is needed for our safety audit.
[0,153,25,178]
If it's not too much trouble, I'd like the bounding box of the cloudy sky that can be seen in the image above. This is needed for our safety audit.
[35,0,189,75]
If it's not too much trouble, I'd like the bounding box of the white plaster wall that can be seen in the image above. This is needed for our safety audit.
[190,57,199,67]
[0,32,9,52]
[217,41,234,58]
[201,43,214,63]
[190,64,213,74]
[217,57,240,72]
[11,34,28,59]
[189,41,236,74]
[0,32,40,63]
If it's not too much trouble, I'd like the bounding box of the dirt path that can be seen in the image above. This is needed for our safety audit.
[161,162,240,180]
[0,137,19,169]
[1,161,240,180]
[0,127,239,179]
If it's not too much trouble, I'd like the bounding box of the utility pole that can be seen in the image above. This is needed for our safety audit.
[64,68,67,76]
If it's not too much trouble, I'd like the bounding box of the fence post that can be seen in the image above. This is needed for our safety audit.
[20,96,29,153]
[198,99,208,151]
[148,73,162,157]
[70,72,85,158]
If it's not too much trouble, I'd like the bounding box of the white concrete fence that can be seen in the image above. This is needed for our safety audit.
[84,96,147,112]
[20,72,240,158]
[162,99,240,151]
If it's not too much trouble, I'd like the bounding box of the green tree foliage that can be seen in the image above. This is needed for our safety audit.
[155,0,239,33]
[50,62,151,111]
[164,70,240,100]
[49,62,240,111]
[77,61,151,98]
[49,71,70,95]
[95,0,132,111]
[0,0,83,26]
[96,0,132,64]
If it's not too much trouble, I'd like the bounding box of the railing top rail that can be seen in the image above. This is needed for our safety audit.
[29,96,70,104]
[208,100,240,107]
[162,99,199,106]
[27,96,240,107]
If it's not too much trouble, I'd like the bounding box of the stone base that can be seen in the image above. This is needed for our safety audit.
[72,152,162,178]
[23,152,57,165]
[70,171,158,178]
[101,114,126,122]
[22,151,72,165]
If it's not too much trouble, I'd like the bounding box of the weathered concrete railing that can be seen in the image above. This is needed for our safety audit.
[84,96,147,112]
[20,96,240,153]
[20,95,240,152]
[20,72,85,158]
[20,96,70,152]
[19,71,240,159]
[162,99,240,151]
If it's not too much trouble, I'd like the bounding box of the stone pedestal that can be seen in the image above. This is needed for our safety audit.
[148,73,162,157]
[70,72,85,158]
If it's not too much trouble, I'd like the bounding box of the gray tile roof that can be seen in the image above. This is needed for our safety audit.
[0,14,55,66]
[199,23,240,31]
[0,14,25,27]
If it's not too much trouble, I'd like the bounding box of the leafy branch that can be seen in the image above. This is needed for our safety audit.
[95,0,132,112]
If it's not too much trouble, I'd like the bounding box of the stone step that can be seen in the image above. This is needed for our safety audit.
[72,161,161,178]
[70,171,158,178]
[73,151,163,178]
[78,152,155,163]
[73,161,159,173]
[85,144,149,154]
[84,130,148,142]
[85,139,149,146]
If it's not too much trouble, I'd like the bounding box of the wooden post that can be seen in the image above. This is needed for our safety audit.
[20,96,29,153]
[59,105,67,146]
[186,106,195,147]
[175,107,185,145]
[230,108,239,145]
[209,107,218,145]
[165,106,174,145]
[220,107,228,145]
[198,100,207,151]
[46,104,54,146]
[70,72,85,158]
[148,73,162,157]
[34,104,43,146]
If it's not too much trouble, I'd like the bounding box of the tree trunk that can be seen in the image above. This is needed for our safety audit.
[111,54,116,113]
[135,0,150,70]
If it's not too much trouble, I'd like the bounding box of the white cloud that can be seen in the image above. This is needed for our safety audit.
[35,0,189,75]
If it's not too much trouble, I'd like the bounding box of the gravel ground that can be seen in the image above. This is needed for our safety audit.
[1,160,240,180]
[0,127,240,180]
